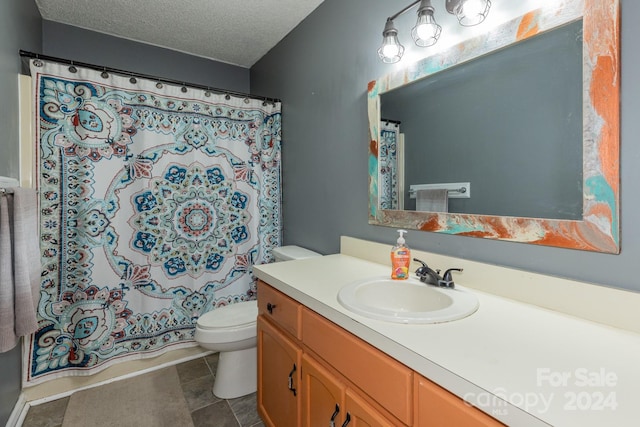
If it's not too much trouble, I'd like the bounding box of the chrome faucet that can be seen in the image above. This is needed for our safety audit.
[413,258,463,288]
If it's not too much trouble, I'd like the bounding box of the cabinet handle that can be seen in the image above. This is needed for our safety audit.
[267,302,277,314]
[287,363,297,396]
[341,413,351,427]
[329,404,340,427]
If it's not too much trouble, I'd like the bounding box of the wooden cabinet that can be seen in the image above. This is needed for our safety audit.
[301,353,345,426]
[302,307,413,425]
[345,388,399,427]
[258,280,504,427]
[257,316,302,427]
[257,280,302,339]
[301,352,398,427]
[414,374,505,427]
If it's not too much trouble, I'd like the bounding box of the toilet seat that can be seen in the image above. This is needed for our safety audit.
[197,300,257,330]
[195,300,258,346]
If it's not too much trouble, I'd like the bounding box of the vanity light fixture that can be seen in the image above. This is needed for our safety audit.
[378,0,491,63]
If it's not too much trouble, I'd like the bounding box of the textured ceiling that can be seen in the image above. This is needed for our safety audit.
[35,0,325,68]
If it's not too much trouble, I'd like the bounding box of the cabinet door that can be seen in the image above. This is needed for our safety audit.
[301,353,346,427]
[302,308,413,424]
[414,375,505,427]
[257,316,302,427]
[344,388,399,427]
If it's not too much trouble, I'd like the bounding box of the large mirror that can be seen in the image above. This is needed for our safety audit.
[367,0,620,253]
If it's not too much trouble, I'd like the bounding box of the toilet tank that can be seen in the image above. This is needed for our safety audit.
[272,245,321,262]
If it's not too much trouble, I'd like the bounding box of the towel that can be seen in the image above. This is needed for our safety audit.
[0,188,41,353]
[416,189,449,212]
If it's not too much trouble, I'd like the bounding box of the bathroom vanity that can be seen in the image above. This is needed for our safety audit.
[257,279,502,426]
[253,239,640,427]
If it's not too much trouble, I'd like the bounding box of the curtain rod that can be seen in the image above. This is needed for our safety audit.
[19,50,281,104]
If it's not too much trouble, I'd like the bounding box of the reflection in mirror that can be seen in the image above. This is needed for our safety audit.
[368,0,620,253]
[381,20,583,220]
[379,120,403,210]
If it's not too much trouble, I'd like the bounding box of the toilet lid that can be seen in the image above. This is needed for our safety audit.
[272,245,321,261]
[197,300,258,330]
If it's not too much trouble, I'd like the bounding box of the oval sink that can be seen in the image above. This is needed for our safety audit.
[337,276,479,324]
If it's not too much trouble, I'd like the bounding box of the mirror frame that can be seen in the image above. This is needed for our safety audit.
[367,0,620,253]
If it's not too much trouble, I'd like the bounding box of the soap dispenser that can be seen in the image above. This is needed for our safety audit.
[390,229,411,280]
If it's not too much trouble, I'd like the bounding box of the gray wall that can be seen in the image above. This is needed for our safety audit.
[42,20,250,93]
[0,2,42,425]
[0,1,42,179]
[251,0,640,293]
[385,20,583,219]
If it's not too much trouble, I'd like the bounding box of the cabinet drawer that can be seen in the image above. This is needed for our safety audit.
[258,280,302,339]
[415,375,505,427]
[302,308,413,425]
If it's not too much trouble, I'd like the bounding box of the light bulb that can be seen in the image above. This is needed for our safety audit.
[412,11,441,47]
[378,19,405,63]
[415,23,438,41]
[382,43,400,58]
[462,0,485,16]
[456,0,491,26]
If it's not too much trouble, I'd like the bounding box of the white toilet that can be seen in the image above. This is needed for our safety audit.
[272,245,323,262]
[194,245,321,398]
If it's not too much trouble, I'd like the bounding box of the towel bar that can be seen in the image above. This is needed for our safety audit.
[408,182,471,199]
[409,187,466,195]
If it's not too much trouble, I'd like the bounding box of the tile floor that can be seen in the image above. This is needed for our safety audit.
[21,354,264,427]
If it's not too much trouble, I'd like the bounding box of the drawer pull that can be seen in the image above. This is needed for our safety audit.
[267,302,277,314]
[341,413,351,427]
[329,404,340,427]
[287,363,297,396]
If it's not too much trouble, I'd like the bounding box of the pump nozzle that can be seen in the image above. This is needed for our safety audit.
[397,229,407,244]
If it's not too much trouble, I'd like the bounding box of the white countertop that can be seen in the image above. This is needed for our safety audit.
[254,254,640,427]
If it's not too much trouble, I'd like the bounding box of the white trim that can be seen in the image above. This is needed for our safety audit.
[18,74,34,189]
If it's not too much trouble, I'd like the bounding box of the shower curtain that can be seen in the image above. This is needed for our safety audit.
[380,121,400,210]
[24,59,282,385]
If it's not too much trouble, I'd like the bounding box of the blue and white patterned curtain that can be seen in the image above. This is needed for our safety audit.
[379,121,400,210]
[24,59,282,384]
